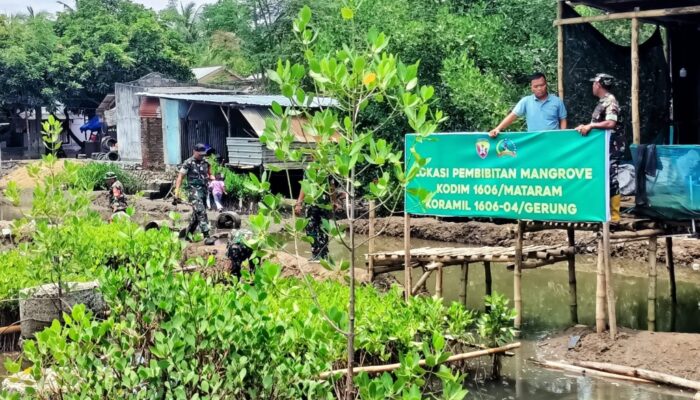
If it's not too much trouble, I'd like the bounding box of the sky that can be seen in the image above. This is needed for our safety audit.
[0,0,215,15]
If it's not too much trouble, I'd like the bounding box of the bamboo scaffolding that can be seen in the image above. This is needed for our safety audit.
[319,342,521,379]
[367,200,375,281]
[596,235,607,333]
[404,212,411,301]
[435,262,443,299]
[514,221,523,331]
[567,227,578,324]
[604,222,618,338]
[666,237,677,304]
[411,270,433,296]
[573,361,700,391]
[553,5,700,26]
[631,11,641,145]
[459,263,468,306]
[648,236,658,331]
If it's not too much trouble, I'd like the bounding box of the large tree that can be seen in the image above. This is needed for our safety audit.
[53,0,193,109]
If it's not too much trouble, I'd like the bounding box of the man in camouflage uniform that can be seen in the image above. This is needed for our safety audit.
[295,180,339,261]
[575,73,625,222]
[226,229,254,278]
[174,143,216,245]
[104,171,128,220]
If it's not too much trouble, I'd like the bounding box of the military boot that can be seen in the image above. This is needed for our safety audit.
[203,233,217,246]
[610,195,621,223]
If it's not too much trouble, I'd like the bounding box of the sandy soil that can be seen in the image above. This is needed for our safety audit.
[0,160,68,189]
[538,325,700,382]
[353,216,700,268]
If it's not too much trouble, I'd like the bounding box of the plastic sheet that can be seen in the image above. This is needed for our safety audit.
[631,144,700,220]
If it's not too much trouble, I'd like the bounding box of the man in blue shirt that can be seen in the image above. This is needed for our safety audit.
[489,72,567,137]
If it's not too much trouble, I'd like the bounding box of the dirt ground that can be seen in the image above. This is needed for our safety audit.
[538,325,700,382]
[181,241,371,283]
[353,216,700,268]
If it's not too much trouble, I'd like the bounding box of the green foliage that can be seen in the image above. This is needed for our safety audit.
[477,293,518,348]
[67,162,143,194]
[40,115,64,155]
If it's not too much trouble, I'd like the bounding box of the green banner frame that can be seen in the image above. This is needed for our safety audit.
[405,130,610,222]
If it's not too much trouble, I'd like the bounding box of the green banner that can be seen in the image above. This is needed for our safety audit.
[405,130,610,222]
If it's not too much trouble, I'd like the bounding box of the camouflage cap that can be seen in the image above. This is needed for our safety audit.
[194,143,207,152]
[589,73,615,87]
[232,229,253,244]
[104,171,117,180]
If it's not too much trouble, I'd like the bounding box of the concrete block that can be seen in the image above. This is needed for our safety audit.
[19,281,105,338]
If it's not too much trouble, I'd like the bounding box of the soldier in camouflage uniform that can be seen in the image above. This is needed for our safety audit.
[575,73,625,222]
[104,171,128,220]
[175,143,216,245]
[295,180,338,261]
[226,229,254,278]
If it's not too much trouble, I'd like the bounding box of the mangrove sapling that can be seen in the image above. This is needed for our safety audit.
[476,293,517,379]
[260,4,443,398]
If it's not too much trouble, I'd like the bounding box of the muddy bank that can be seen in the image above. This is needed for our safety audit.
[353,216,700,268]
[538,326,700,382]
[182,241,370,283]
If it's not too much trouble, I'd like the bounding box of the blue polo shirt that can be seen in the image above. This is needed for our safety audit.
[512,94,567,131]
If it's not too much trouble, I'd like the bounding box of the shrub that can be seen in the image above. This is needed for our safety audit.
[69,162,143,194]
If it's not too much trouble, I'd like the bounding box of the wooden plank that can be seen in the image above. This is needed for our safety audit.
[567,228,578,325]
[666,237,677,304]
[553,5,700,26]
[596,234,606,334]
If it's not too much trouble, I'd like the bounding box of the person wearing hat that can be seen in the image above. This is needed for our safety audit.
[226,229,255,278]
[576,73,625,222]
[104,171,128,219]
[489,72,568,137]
[175,143,216,245]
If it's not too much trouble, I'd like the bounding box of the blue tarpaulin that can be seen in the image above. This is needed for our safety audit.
[80,116,102,132]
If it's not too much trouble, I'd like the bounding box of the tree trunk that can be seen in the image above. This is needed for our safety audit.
[345,168,356,400]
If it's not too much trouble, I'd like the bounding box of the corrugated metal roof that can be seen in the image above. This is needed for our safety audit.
[192,66,223,80]
[136,93,336,108]
[145,87,235,94]
[240,107,324,143]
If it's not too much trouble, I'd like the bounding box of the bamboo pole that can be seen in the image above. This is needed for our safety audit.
[666,237,677,304]
[532,359,653,384]
[0,325,21,335]
[609,229,666,239]
[514,221,523,331]
[367,200,375,281]
[567,227,578,324]
[459,263,469,306]
[574,360,700,391]
[557,0,565,99]
[485,261,493,312]
[411,269,433,296]
[319,342,521,379]
[648,236,658,331]
[603,222,618,338]
[553,5,700,26]
[596,235,607,334]
[631,13,641,145]
[435,262,443,299]
[404,212,411,301]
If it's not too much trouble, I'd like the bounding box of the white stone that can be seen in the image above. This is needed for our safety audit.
[692,263,700,271]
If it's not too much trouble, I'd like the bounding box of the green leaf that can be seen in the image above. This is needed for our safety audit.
[341,7,354,20]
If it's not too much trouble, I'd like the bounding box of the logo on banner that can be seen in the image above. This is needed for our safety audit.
[496,139,517,157]
[475,139,490,159]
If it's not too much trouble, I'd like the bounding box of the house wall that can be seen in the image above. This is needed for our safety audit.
[115,83,144,162]
[141,117,164,169]
[161,98,182,165]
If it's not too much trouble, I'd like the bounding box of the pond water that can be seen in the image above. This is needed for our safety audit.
[287,234,700,399]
